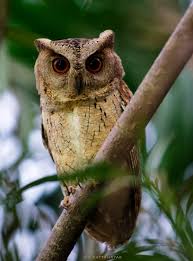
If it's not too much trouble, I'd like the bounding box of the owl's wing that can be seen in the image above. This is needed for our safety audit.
[118,80,133,106]
[41,122,54,162]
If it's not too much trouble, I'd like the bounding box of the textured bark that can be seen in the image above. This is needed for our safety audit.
[0,0,7,45]
[36,3,193,261]
[36,182,99,261]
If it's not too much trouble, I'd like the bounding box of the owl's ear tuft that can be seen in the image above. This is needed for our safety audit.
[99,30,114,48]
[34,38,51,52]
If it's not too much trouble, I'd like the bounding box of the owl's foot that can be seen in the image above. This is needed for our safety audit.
[68,185,76,194]
[59,185,77,209]
[60,195,72,209]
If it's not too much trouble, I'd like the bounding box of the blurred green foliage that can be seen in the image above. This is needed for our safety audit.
[1,0,193,260]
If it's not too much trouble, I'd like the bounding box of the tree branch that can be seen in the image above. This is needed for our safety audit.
[36,3,193,261]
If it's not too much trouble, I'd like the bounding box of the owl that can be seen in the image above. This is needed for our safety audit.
[34,30,141,247]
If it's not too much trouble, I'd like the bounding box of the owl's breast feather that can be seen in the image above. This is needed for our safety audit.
[42,90,123,173]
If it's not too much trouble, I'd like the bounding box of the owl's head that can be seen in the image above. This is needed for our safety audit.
[34,30,124,103]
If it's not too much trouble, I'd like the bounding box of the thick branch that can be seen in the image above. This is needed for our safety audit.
[36,3,193,261]
[36,183,100,261]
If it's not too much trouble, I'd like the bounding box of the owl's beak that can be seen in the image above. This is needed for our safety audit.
[75,73,83,95]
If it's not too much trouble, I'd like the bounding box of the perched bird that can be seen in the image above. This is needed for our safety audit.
[34,30,141,247]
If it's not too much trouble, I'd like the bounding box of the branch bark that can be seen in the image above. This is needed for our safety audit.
[36,3,193,261]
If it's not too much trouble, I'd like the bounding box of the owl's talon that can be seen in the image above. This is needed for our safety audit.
[59,186,78,209]
[68,185,76,194]
[60,196,71,209]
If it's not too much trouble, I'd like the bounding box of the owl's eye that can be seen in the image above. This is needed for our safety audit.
[52,57,70,74]
[86,55,103,73]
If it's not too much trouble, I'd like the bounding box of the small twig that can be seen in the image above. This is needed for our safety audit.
[36,3,193,261]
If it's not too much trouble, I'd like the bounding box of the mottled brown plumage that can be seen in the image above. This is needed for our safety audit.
[34,30,141,247]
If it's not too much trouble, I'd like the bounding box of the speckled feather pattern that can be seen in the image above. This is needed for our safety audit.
[42,80,127,173]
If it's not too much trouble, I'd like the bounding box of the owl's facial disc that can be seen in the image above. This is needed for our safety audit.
[34,30,125,101]
[51,54,84,96]
[51,51,104,97]
[50,54,82,95]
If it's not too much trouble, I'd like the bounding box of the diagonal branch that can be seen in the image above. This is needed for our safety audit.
[36,3,193,261]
